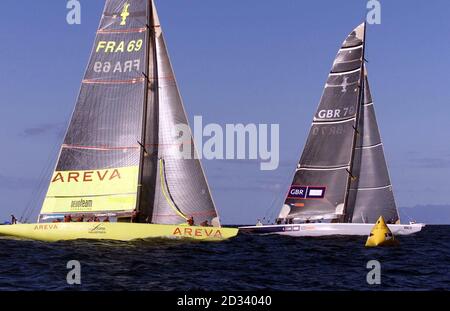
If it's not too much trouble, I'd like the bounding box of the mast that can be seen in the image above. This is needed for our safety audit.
[342,22,367,223]
[136,0,159,223]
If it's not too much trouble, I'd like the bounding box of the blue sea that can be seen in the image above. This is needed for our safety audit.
[0,225,448,291]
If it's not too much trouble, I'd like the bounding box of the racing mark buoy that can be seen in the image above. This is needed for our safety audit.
[365,216,399,247]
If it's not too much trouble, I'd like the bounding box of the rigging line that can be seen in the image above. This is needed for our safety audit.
[349,185,392,191]
[97,27,147,34]
[262,179,286,223]
[159,158,188,221]
[102,10,147,18]
[46,192,137,199]
[153,210,217,217]
[82,78,145,85]
[20,138,61,222]
[62,144,139,151]
[266,172,297,222]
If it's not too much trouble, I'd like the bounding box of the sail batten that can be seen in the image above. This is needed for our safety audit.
[297,165,350,171]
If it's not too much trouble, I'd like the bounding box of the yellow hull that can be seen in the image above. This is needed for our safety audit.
[0,223,238,242]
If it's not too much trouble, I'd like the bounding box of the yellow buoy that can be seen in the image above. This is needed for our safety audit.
[365,216,399,247]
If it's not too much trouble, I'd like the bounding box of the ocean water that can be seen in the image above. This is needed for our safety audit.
[0,225,448,291]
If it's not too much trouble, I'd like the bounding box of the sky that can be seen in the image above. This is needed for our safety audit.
[0,0,449,224]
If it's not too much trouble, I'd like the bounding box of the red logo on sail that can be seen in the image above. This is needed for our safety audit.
[52,169,121,183]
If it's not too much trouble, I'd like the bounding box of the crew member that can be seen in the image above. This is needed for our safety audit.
[200,220,210,227]
[131,210,139,223]
[187,216,194,226]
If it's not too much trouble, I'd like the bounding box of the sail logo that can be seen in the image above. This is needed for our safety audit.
[71,199,93,209]
[288,186,326,199]
[52,169,121,183]
[88,224,107,234]
[173,227,223,239]
[120,2,130,26]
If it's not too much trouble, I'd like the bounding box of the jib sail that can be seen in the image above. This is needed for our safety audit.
[345,70,400,224]
[149,1,220,226]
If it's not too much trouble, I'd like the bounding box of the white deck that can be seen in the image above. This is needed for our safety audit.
[239,223,425,237]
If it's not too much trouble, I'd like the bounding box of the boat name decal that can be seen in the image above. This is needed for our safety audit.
[52,169,121,183]
[173,227,223,238]
[34,224,58,230]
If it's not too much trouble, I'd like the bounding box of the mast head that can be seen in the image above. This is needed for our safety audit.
[151,0,162,36]
[342,23,365,48]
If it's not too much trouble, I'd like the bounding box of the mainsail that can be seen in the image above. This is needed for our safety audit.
[39,0,219,226]
[345,71,400,224]
[280,23,366,221]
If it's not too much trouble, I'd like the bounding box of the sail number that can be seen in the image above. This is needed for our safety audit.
[318,107,355,119]
[93,59,141,73]
[96,39,143,53]
[312,124,346,136]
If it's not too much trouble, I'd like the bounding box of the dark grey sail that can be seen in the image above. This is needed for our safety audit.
[280,23,366,221]
[346,70,400,224]
[150,2,220,226]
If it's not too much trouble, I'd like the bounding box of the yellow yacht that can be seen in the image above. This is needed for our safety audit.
[0,0,238,242]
